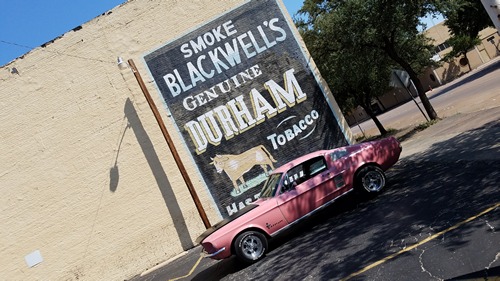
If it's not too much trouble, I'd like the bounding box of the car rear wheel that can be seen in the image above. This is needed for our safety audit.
[234,230,268,263]
[356,165,386,194]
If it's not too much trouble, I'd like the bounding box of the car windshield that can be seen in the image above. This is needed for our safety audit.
[259,173,282,198]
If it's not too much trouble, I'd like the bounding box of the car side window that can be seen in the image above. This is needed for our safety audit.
[330,149,348,161]
[307,157,327,177]
[281,165,305,193]
[281,156,327,194]
[286,166,306,185]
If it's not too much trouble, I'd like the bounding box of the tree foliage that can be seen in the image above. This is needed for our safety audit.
[439,0,493,71]
[442,35,481,71]
[440,0,493,37]
[298,1,395,135]
[297,0,439,121]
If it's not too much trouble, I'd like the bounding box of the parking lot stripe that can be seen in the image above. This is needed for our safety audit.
[340,202,500,281]
[168,255,203,281]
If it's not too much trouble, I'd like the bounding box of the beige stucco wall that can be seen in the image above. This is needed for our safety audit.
[0,0,245,280]
[1,0,352,280]
[424,24,500,85]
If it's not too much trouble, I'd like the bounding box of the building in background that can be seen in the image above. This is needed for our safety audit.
[0,1,351,280]
[345,23,499,126]
[421,23,499,86]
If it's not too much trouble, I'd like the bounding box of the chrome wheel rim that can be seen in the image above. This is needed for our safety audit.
[362,170,385,192]
[241,234,264,260]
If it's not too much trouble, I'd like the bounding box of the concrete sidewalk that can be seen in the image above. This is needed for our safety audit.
[400,106,499,158]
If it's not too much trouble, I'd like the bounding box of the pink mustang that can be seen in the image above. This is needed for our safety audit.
[196,137,402,263]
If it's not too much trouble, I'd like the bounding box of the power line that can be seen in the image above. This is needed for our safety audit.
[0,39,114,64]
[0,40,34,51]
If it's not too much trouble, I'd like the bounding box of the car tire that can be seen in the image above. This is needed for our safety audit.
[234,230,268,263]
[355,165,386,194]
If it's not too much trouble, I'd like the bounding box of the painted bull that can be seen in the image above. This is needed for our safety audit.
[211,145,277,194]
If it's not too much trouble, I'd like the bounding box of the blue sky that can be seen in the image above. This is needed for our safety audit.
[0,0,127,66]
[0,0,439,66]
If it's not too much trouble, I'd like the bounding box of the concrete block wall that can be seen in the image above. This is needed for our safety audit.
[0,0,248,280]
[426,25,499,84]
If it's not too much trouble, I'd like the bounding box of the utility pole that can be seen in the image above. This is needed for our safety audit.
[481,0,500,32]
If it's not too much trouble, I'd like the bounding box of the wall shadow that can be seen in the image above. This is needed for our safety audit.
[118,98,193,250]
[441,61,462,84]
[431,59,499,101]
[110,119,129,193]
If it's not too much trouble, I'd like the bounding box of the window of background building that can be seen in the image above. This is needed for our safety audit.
[435,41,451,53]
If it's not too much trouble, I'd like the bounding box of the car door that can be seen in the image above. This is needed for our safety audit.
[328,149,353,191]
[275,163,307,223]
[305,155,340,207]
[276,156,333,223]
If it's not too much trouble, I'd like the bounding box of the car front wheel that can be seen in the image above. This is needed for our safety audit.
[234,230,268,263]
[356,165,386,194]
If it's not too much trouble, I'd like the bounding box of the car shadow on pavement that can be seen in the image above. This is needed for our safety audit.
[446,265,500,280]
[191,256,250,281]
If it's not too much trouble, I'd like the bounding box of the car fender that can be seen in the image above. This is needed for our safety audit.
[199,198,286,258]
[230,225,271,253]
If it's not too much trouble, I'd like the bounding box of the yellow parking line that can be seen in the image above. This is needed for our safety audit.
[169,255,203,281]
[340,202,500,281]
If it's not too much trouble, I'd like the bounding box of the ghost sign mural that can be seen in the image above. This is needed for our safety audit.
[144,0,350,217]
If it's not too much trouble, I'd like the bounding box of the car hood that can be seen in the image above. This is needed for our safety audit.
[195,203,259,244]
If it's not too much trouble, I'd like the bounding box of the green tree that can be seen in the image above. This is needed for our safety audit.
[439,0,493,71]
[440,0,493,38]
[298,0,439,120]
[332,51,393,136]
[299,4,393,135]
[442,35,481,71]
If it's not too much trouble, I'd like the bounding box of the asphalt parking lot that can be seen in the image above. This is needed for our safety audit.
[131,61,499,281]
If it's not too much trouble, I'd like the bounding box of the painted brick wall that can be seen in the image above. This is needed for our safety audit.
[0,0,245,280]
[0,0,351,280]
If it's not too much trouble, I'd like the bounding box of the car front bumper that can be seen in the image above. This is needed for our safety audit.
[201,247,226,258]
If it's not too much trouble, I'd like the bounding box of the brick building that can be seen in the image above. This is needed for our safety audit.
[0,1,351,280]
